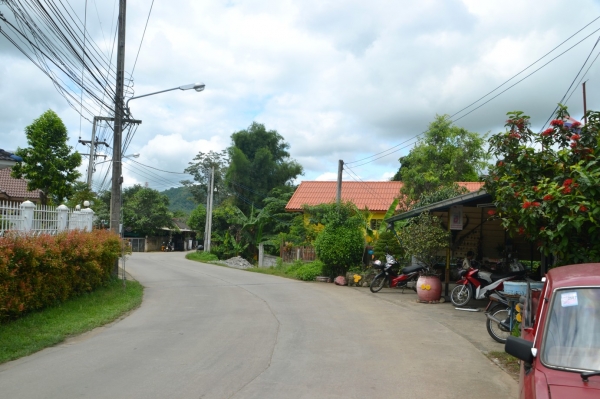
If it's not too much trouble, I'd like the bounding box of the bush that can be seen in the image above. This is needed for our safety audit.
[0,230,120,322]
[291,261,324,281]
[315,224,364,277]
[372,231,403,262]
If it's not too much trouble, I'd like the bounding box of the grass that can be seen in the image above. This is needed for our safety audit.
[0,278,144,365]
[185,252,325,282]
[487,351,520,380]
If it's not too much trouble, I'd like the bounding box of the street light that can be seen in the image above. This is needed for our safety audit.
[110,83,205,249]
[125,83,205,115]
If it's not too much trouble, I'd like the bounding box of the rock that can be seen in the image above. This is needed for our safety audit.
[225,256,253,269]
[334,276,347,286]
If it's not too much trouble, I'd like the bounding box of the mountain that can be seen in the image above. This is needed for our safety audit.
[161,186,199,215]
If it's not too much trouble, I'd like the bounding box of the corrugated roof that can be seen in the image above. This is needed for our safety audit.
[285,181,484,212]
[0,168,42,201]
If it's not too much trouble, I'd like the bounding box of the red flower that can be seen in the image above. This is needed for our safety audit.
[571,134,581,140]
[572,121,581,128]
[563,179,573,187]
[487,210,496,216]
[522,201,532,209]
[543,194,553,201]
[497,161,504,167]
[550,119,564,127]
[570,142,577,148]
[541,128,553,137]
[563,187,572,194]
[509,132,521,139]
[533,186,539,192]
[532,202,541,207]
[540,226,546,231]
[518,227,525,235]
[580,205,588,212]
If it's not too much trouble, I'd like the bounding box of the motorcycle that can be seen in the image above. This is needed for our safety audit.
[450,256,527,307]
[370,253,425,293]
[484,291,513,343]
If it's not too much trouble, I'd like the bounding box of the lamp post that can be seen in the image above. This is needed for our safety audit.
[110,82,205,252]
[125,83,205,115]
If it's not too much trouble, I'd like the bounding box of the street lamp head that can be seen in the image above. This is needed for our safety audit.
[179,83,205,92]
[126,153,140,159]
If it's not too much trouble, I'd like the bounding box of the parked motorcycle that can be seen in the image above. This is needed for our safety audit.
[450,257,527,307]
[370,253,425,293]
[484,291,512,343]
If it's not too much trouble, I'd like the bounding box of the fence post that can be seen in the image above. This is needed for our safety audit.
[20,200,35,232]
[81,208,94,231]
[258,243,264,267]
[57,204,69,231]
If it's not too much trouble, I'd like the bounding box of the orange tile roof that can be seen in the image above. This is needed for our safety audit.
[0,168,42,201]
[285,181,484,212]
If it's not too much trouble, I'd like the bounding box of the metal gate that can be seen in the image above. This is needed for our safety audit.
[129,238,146,252]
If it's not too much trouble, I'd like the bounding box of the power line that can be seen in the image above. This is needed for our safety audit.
[130,0,154,77]
[344,18,600,168]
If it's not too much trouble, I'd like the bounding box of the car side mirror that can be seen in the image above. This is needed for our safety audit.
[505,336,534,364]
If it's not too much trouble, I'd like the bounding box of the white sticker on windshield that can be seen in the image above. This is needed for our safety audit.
[561,292,578,307]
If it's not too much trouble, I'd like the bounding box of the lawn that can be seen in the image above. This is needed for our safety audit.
[0,278,143,364]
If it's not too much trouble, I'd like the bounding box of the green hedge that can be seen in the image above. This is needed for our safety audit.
[0,230,121,322]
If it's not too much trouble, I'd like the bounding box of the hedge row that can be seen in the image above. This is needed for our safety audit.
[0,229,121,322]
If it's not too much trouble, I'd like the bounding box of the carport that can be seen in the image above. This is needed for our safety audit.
[386,190,543,296]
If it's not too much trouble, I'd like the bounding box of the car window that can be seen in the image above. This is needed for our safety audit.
[541,287,600,371]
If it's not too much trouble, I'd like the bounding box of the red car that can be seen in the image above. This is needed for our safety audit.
[505,263,600,398]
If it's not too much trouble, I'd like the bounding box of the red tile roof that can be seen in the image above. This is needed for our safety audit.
[0,168,42,201]
[285,181,484,212]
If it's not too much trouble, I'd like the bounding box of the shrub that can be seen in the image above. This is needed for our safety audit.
[315,224,364,277]
[292,261,324,281]
[0,230,120,322]
[372,231,404,262]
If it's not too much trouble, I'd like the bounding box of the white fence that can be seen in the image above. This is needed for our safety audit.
[0,200,94,236]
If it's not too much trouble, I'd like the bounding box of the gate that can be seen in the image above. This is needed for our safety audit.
[129,238,146,252]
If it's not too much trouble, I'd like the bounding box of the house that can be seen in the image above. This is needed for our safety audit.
[0,149,22,170]
[285,180,484,231]
[0,168,42,204]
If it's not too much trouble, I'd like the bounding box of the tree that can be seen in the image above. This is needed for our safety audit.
[313,202,365,277]
[484,106,600,265]
[182,150,229,206]
[226,122,303,214]
[122,185,174,236]
[187,204,206,235]
[392,115,488,200]
[11,110,82,205]
[397,212,449,270]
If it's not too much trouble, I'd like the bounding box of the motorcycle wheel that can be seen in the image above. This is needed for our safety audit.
[450,284,472,307]
[370,274,387,293]
[486,305,511,343]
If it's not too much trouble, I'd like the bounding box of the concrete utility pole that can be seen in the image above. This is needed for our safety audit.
[336,160,343,205]
[583,81,588,125]
[110,0,126,237]
[204,166,215,253]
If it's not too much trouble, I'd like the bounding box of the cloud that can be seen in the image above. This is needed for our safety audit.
[1,0,600,189]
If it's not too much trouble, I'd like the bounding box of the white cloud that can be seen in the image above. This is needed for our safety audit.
[1,0,600,190]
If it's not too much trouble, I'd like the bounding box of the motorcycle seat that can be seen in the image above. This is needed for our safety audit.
[402,264,425,275]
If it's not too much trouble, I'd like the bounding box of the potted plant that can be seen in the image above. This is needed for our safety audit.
[397,212,450,302]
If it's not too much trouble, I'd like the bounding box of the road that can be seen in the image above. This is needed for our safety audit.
[0,252,517,398]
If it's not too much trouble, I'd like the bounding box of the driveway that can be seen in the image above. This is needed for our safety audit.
[0,252,516,399]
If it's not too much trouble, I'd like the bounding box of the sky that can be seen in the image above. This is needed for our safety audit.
[1,0,600,194]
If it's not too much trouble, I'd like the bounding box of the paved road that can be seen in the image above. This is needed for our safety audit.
[0,253,517,398]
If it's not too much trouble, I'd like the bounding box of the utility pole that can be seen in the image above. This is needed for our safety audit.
[204,166,215,252]
[203,169,211,251]
[81,116,141,187]
[110,0,127,275]
[583,81,588,125]
[336,160,343,205]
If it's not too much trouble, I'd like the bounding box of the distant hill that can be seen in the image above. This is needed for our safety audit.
[161,186,199,215]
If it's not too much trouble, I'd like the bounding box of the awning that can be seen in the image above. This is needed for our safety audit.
[386,190,493,223]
